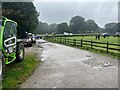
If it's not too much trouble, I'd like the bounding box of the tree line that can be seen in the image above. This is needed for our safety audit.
[36,16,119,35]
[2,2,39,35]
[2,2,118,35]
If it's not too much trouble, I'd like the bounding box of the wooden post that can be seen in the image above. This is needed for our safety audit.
[72,39,74,46]
[55,37,56,42]
[74,39,76,46]
[60,38,61,43]
[66,38,68,45]
[53,37,55,42]
[59,38,61,43]
[107,42,109,52]
[63,38,64,44]
[68,39,70,45]
[58,38,60,43]
[81,39,83,47]
[64,38,65,44]
[65,38,66,44]
[59,38,60,43]
[91,40,92,49]
[57,38,58,43]
[56,37,57,42]
[62,38,63,44]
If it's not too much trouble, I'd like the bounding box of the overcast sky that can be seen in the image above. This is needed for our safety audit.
[34,0,118,28]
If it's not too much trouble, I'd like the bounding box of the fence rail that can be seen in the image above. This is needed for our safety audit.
[45,37,120,54]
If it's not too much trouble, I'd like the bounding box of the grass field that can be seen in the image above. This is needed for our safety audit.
[65,36,119,55]
[65,36,119,44]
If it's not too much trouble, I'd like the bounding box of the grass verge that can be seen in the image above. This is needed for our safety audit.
[2,52,40,89]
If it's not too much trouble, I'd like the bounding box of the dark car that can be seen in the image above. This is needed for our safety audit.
[101,33,111,36]
[35,35,43,39]
[101,33,111,38]
[19,33,32,47]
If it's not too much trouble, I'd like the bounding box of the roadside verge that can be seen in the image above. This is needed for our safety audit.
[2,46,41,89]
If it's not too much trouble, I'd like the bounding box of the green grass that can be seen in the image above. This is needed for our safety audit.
[63,36,119,54]
[65,36,119,44]
[2,52,40,89]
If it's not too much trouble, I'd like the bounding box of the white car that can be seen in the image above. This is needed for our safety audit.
[28,33,36,43]
[19,33,32,47]
[115,32,120,36]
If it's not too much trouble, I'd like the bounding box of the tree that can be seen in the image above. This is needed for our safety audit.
[2,2,39,35]
[104,23,118,34]
[36,21,57,34]
[57,22,68,34]
[48,23,57,34]
[42,22,49,33]
[36,21,44,34]
[97,27,105,33]
[69,16,85,34]
[85,20,99,33]
[36,21,49,34]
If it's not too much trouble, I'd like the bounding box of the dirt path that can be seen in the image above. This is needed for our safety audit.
[20,40,118,88]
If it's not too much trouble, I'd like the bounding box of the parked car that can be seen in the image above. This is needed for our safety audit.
[101,33,111,36]
[35,35,43,39]
[19,32,32,47]
[28,33,36,43]
[101,33,111,38]
[114,32,120,37]
[0,17,25,81]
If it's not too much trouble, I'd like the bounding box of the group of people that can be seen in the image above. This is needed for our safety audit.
[95,34,110,40]
[95,34,101,40]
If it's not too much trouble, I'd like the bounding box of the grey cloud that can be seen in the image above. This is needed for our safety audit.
[34,2,118,27]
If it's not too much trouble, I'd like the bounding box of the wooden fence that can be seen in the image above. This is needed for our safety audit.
[45,37,120,54]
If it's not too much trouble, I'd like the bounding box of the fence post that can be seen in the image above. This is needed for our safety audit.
[81,39,83,47]
[66,39,68,45]
[72,39,74,46]
[59,38,61,43]
[91,40,92,49]
[53,37,55,42]
[49,37,50,41]
[63,38,65,44]
[107,42,109,52]
[59,38,60,43]
[65,38,66,44]
[64,38,66,44]
[55,37,56,42]
[58,38,60,43]
[56,37,57,42]
[62,38,64,44]
[68,38,70,45]
[60,38,62,43]
[73,39,76,46]
[57,38,58,43]
[51,37,53,42]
